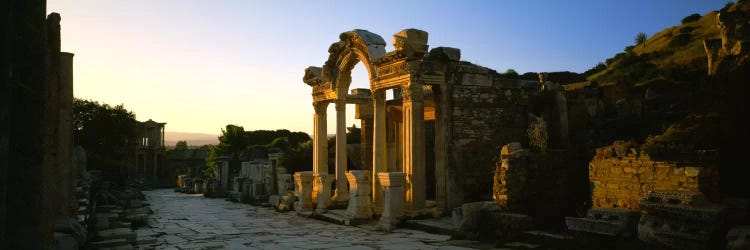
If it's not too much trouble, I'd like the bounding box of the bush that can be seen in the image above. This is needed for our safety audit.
[679,26,695,34]
[583,62,607,77]
[668,33,692,48]
[681,13,701,24]
[641,113,719,160]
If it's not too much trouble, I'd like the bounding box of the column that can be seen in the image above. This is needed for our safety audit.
[345,170,372,219]
[372,90,387,214]
[294,171,314,213]
[332,100,349,202]
[376,172,407,232]
[312,102,328,174]
[402,83,426,216]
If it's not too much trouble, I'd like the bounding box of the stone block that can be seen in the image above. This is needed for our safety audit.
[565,208,640,237]
[314,173,335,213]
[376,172,407,232]
[727,226,750,250]
[345,170,373,220]
[392,29,429,58]
[294,171,314,213]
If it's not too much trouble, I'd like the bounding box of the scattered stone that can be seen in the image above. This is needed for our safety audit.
[565,208,640,237]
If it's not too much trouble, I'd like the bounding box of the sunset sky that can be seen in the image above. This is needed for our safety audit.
[47,0,725,140]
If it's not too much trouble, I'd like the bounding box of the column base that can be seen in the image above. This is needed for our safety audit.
[331,191,350,202]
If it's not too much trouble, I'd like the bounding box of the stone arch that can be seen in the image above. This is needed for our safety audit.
[322,29,386,94]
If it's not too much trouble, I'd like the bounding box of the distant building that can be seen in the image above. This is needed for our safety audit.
[134,119,168,187]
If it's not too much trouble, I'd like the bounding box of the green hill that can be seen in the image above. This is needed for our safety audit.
[579,1,750,87]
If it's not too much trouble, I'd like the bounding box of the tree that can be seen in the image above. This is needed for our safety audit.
[73,98,137,174]
[217,124,248,155]
[204,145,219,179]
[681,13,701,24]
[501,69,519,79]
[175,140,188,150]
[635,32,647,47]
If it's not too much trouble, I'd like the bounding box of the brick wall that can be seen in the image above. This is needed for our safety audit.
[589,143,719,209]
[446,62,535,201]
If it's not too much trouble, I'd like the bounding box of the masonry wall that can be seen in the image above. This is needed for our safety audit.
[589,144,719,209]
[445,62,533,202]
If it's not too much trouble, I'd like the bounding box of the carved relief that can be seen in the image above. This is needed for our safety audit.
[376,61,409,79]
[402,84,424,102]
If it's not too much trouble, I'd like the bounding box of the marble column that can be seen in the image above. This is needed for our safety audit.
[332,100,349,202]
[345,170,372,219]
[402,84,426,216]
[377,172,407,232]
[294,171,314,213]
[312,102,328,203]
[372,90,387,214]
[314,173,335,213]
[312,102,328,174]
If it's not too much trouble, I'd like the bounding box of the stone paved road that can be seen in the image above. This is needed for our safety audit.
[142,189,479,250]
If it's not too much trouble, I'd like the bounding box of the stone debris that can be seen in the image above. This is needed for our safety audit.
[637,191,727,249]
[565,208,641,237]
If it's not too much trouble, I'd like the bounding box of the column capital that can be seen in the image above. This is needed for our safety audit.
[401,84,424,102]
[372,89,386,100]
[313,101,329,114]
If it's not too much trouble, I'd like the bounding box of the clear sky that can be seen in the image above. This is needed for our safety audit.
[47,0,725,137]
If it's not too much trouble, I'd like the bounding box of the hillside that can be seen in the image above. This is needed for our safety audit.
[165,131,219,146]
[578,1,750,87]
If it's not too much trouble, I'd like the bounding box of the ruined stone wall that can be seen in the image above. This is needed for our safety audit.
[589,143,719,209]
[445,62,533,202]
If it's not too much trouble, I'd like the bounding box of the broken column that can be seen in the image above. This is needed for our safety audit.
[493,142,529,212]
[376,172,406,232]
[345,170,373,219]
[314,173,335,213]
[294,171,314,213]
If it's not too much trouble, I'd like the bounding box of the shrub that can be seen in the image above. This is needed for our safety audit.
[679,26,695,34]
[668,33,692,48]
[681,13,701,24]
[583,62,607,77]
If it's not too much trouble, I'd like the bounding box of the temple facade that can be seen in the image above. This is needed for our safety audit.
[302,29,569,217]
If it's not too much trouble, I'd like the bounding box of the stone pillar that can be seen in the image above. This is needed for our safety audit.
[314,173,335,213]
[402,83,426,216]
[377,172,407,232]
[294,171,314,213]
[43,13,62,232]
[345,170,373,219]
[60,52,75,216]
[312,102,328,174]
[333,100,349,202]
[372,90,387,214]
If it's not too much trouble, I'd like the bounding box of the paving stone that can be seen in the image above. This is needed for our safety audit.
[143,189,479,249]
